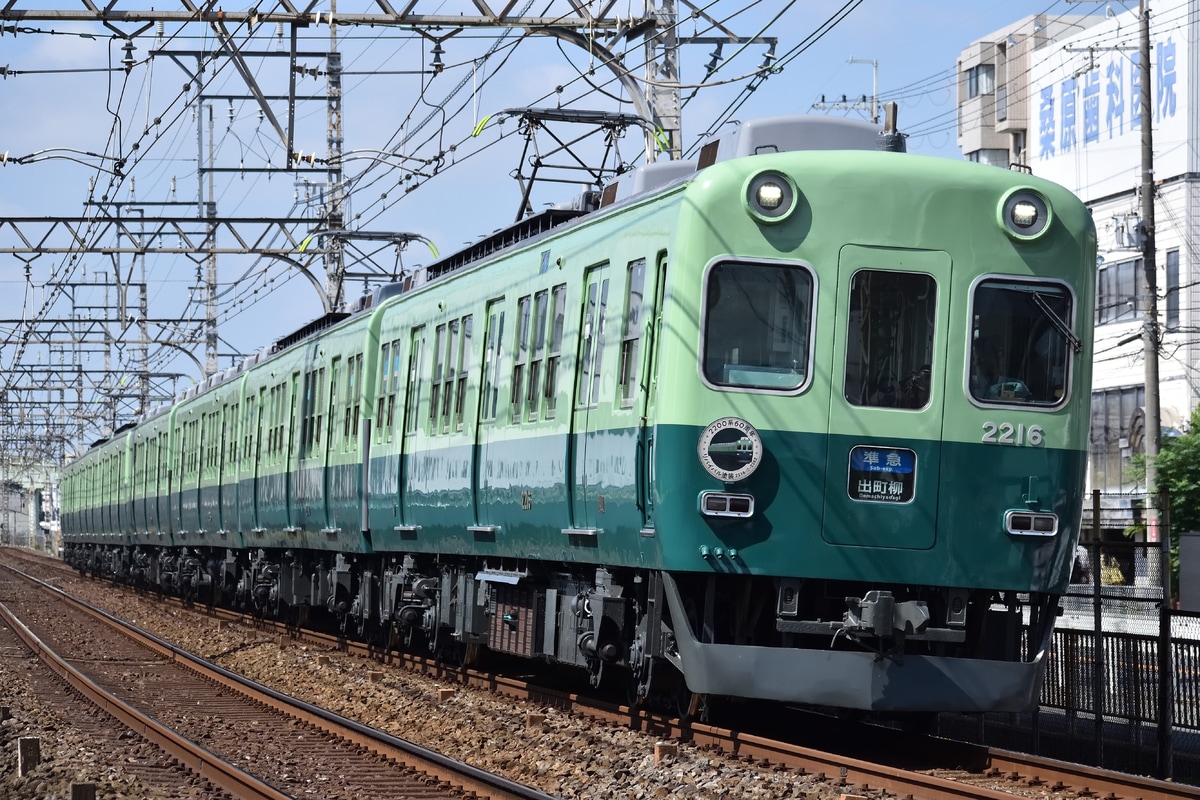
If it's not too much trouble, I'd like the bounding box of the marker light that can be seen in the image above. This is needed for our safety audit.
[745,171,797,223]
[999,189,1051,239]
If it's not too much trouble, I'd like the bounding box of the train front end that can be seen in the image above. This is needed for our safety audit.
[651,117,1096,712]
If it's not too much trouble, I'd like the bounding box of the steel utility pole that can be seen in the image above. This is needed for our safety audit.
[644,0,680,161]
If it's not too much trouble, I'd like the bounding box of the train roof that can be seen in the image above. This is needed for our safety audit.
[116,114,892,437]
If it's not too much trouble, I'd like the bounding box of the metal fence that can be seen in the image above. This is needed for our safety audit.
[938,490,1200,783]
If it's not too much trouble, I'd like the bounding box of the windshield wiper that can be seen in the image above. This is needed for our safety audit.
[1030,292,1082,354]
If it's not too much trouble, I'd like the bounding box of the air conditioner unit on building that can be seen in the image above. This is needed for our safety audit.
[1113,214,1143,250]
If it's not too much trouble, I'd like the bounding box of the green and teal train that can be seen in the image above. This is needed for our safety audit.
[61,115,1096,713]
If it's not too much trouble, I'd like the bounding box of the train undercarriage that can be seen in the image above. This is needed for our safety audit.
[63,542,1052,713]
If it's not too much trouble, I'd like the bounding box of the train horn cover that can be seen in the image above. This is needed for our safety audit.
[745,170,797,223]
[999,188,1051,240]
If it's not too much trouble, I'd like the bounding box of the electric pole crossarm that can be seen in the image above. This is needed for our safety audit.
[209,21,292,153]
[0,8,644,26]
[0,217,325,255]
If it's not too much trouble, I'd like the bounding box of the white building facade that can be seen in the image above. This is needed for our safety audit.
[958,3,1200,535]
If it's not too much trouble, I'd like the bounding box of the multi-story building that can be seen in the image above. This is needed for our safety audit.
[957,3,1197,540]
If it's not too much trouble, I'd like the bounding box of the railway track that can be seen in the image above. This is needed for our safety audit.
[0,559,560,800]
[7,546,1200,800]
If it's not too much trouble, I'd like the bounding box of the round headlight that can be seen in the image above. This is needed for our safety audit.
[999,189,1051,239]
[745,171,796,223]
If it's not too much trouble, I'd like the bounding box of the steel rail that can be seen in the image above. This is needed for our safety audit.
[29,552,1200,800]
[981,748,1200,800]
[5,562,562,800]
[0,597,290,800]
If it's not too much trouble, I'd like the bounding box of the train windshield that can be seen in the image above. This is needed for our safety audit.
[969,279,1074,407]
[702,261,812,391]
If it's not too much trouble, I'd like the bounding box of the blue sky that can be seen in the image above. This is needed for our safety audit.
[0,0,1103,438]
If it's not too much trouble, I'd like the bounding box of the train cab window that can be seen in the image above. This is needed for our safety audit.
[702,261,812,391]
[844,270,936,409]
[969,279,1074,407]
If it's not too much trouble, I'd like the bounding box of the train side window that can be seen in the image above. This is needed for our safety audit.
[527,291,548,421]
[969,279,1073,407]
[343,353,363,451]
[620,259,647,406]
[442,319,459,432]
[545,284,566,418]
[243,395,256,470]
[210,411,221,476]
[327,359,340,454]
[431,323,447,431]
[481,301,506,422]
[223,404,236,472]
[265,388,275,461]
[404,327,426,435]
[511,295,532,423]
[190,419,199,478]
[287,376,299,460]
[301,371,314,455]
[388,340,401,434]
[427,316,473,434]
[844,270,936,409]
[577,270,611,408]
[455,316,472,431]
[312,367,326,456]
[376,342,392,444]
[702,261,811,391]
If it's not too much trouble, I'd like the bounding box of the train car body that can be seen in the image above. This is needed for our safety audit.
[61,115,1096,713]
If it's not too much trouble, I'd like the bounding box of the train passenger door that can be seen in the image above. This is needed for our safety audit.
[473,299,506,526]
[398,326,426,525]
[323,357,339,532]
[250,389,264,533]
[822,246,951,549]
[637,253,667,529]
[281,373,299,532]
[568,263,610,532]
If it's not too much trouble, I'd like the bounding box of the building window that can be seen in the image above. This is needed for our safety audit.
[966,64,995,98]
[1089,386,1145,492]
[967,149,1008,167]
[1096,258,1144,325]
[996,84,1008,122]
[1166,249,1180,329]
